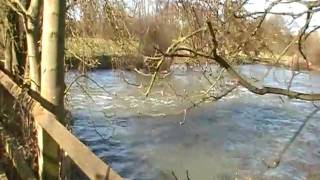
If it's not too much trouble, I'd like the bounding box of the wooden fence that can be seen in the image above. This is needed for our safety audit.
[0,70,122,180]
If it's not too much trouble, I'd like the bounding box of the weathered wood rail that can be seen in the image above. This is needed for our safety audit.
[0,70,122,180]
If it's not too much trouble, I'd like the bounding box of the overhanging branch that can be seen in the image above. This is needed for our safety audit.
[205,21,320,101]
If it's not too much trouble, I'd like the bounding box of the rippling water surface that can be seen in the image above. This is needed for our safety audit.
[66,65,320,180]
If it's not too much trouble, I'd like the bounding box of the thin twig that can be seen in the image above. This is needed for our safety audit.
[205,21,320,101]
[171,171,179,180]
[186,170,191,180]
[119,71,141,87]
[263,108,319,169]
[65,74,111,95]
[144,27,207,97]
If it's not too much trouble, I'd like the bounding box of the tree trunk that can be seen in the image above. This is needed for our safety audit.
[38,0,66,179]
[4,12,13,73]
[4,10,19,74]
[11,42,19,74]
[26,0,41,91]
[4,31,12,73]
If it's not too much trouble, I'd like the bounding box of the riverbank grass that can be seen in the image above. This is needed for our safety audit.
[65,38,139,58]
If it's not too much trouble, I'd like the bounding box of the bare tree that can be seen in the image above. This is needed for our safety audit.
[26,0,41,91]
[38,0,67,179]
[140,0,320,100]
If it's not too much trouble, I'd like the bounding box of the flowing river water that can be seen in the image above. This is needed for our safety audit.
[66,65,320,180]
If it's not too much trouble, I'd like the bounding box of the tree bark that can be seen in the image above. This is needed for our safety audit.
[11,41,19,74]
[3,10,19,74]
[4,30,12,73]
[4,12,13,73]
[39,0,66,179]
[26,0,41,91]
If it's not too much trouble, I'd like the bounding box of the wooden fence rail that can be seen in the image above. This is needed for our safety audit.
[0,70,122,180]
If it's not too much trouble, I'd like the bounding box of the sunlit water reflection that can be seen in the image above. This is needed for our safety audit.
[66,65,320,180]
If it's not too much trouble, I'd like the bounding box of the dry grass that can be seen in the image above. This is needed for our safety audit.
[65,38,139,59]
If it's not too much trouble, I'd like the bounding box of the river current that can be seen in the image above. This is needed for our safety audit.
[66,65,320,180]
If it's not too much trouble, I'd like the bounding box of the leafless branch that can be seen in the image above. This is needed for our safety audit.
[205,21,320,101]
[65,74,112,95]
[144,27,207,97]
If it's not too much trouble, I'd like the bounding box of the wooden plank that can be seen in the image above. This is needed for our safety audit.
[0,125,37,180]
[36,113,122,180]
[0,70,123,180]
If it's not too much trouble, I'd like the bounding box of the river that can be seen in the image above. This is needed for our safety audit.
[66,64,320,180]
